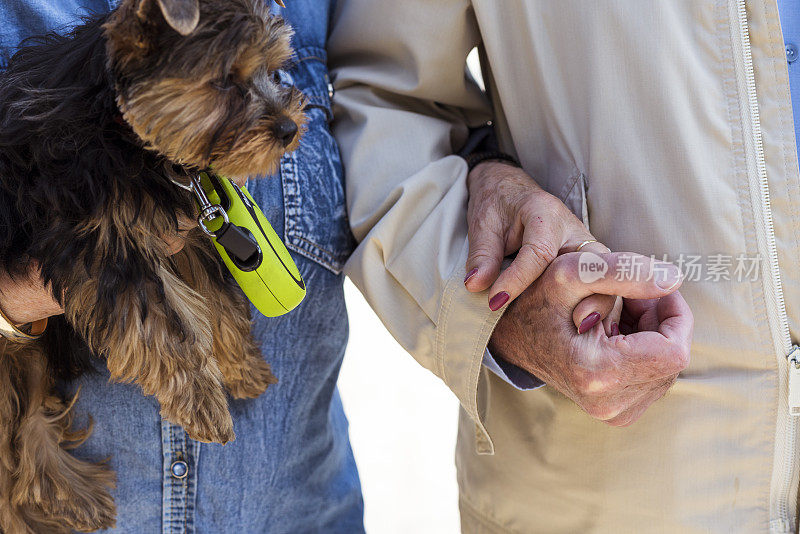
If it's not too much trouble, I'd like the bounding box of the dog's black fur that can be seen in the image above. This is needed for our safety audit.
[0,1,300,528]
[0,18,199,380]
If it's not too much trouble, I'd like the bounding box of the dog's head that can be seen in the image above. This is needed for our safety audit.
[104,0,304,180]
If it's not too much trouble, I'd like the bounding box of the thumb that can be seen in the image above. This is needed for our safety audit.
[164,216,195,256]
[549,251,684,303]
[571,294,618,334]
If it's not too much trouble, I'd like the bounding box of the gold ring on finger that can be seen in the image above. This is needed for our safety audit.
[576,239,599,252]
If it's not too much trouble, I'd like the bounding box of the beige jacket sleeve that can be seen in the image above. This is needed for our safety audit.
[328,0,500,452]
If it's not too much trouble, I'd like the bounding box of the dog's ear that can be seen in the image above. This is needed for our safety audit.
[155,0,200,35]
[134,0,200,36]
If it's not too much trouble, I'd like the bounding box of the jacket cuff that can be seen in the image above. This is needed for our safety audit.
[483,349,545,390]
[435,242,506,455]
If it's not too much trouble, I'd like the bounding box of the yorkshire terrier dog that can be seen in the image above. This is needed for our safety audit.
[0,0,305,531]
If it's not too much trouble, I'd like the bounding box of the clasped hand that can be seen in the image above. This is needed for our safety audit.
[465,161,693,427]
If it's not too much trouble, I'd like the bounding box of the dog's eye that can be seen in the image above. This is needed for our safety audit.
[271,71,282,85]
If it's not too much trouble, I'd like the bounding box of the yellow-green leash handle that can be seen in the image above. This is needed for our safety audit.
[196,172,306,317]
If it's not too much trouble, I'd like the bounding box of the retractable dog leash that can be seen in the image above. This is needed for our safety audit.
[190,172,306,317]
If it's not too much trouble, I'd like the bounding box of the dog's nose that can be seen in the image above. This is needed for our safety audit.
[273,116,298,147]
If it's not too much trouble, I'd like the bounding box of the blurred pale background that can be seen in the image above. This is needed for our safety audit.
[337,48,484,534]
[338,280,460,534]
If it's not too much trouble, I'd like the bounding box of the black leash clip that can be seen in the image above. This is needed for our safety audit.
[190,174,259,265]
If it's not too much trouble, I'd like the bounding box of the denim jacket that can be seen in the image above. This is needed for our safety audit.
[0,1,361,532]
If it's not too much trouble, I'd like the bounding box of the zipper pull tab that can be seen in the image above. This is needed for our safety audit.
[788,346,800,416]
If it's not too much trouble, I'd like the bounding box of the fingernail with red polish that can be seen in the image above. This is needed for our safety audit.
[578,312,601,334]
[489,292,510,311]
[611,322,619,336]
[464,268,479,284]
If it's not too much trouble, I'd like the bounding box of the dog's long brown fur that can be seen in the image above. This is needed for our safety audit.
[0,0,305,531]
[0,341,116,534]
[174,232,278,401]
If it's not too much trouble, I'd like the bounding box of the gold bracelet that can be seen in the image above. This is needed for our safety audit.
[0,302,47,342]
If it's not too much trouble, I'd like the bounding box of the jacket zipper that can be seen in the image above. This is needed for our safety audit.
[734,1,800,531]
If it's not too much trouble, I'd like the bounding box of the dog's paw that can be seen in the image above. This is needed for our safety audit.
[183,410,235,445]
[224,356,277,400]
[162,385,235,445]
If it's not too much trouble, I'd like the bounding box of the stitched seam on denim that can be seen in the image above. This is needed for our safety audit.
[172,424,185,534]
[280,151,339,270]
[286,242,341,274]
[291,234,341,260]
[162,422,192,534]
[292,234,347,264]
[287,239,339,269]
[281,153,300,234]
[280,147,346,274]
[185,440,199,534]
[294,46,327,63]
[280,46,343,272]
[161,420,172,534]
[292,46,331,113]
[162,421,175,533]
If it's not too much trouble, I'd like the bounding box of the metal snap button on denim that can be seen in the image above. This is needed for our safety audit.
[170,460,188,479]
[787,43,798,63]
[325,73,334,99]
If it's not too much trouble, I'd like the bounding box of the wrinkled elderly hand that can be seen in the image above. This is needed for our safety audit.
[466,161,621,333]
[490,252,693,426]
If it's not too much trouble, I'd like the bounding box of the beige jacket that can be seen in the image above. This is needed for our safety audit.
[329,1,800,532]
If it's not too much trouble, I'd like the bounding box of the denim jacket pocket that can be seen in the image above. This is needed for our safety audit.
[279,46,355,274]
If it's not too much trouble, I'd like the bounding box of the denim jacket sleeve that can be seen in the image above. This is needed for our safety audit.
[329,0,505,454]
